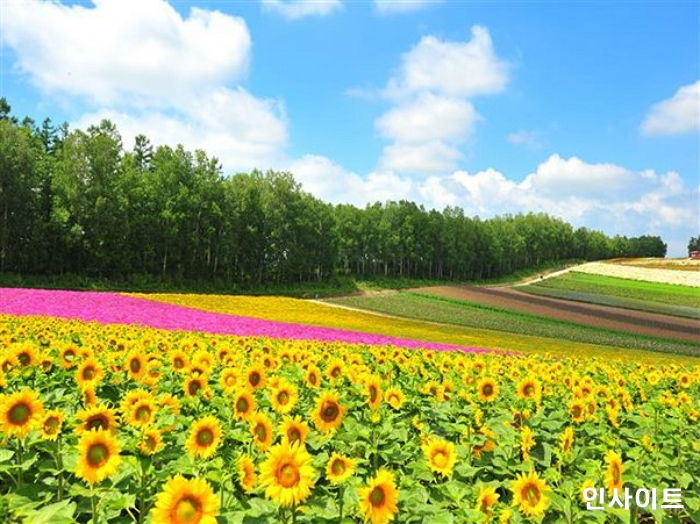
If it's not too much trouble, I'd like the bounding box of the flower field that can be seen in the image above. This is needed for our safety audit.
[574,262,700,287]
[1,298,699,522]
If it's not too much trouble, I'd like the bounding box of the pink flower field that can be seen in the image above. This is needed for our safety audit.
[0,287,490,354]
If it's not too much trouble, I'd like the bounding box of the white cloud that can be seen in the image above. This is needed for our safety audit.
[375,26,507,174]
[261,0,342,20]
[384,26,509,99]
[285,154,413,205]
[1,0,288,173]
[74,88,288,172]
[376,93,478,143]
[374,0,442,14]
[641,81,700,136]
[507,130,542,150]
[0,0,251,106]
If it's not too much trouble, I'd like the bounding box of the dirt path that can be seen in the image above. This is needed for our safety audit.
[411,285,700,343]
[511,266,579,287]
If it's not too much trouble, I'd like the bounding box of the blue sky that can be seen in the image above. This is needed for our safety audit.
[1,0,698,255]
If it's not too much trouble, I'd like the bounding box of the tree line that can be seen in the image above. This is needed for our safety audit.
[0,99,667,286]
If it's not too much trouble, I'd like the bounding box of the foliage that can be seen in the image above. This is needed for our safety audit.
[0,99,666,285]
[0,314,698,523]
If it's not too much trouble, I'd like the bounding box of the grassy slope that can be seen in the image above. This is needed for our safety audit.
[131,292,696,365]
[522,271,700,316]
[326,292,700,357]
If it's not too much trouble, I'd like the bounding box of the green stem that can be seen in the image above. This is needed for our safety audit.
[56,435,64,500]
[338,486,344,520]
[292,503,298,524]
[16,439,23,489]
[91,487,98,524]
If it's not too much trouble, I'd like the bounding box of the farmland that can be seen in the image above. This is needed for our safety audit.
[522,271,700,318]
[0,298,698,523]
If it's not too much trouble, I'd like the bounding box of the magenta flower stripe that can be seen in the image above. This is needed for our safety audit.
[0,288,490,354]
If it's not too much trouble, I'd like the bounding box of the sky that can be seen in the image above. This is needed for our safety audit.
[1,0,698,256]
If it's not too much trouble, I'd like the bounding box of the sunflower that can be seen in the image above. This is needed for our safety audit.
[40,409,64,441]
[140,428,164,456]
[219,368,238,394]
[270,380,298,415]
[76,405,120,434]
[250,413,274,451]
[511,470,549,518]
[125,350,146,381]
[305,365,321,389]
[312,392,346,433]
[603,450,624,495]
[151,475,219,524]
[569,401,586,423]
[366,376,382,410]
[59,345,81,369]
[169,349,189,372]
[125,397,159,428]
[477,377,499,402]
[326,358,345,381]
[0,389,44,438]
[76,357,103,389]
[476,485,500,517]
[232,390,256,421]
[560,426,574,454]
[245,366,266,391]
[520,426,535,461]
[186,416,222,459]
[238,455,257,493]
[75,429,121,485]
[384,387,405,411]
[422,436,456,478]
[184,375,209,398]
[260,441,316,507]
[82,386,98,407]
[326,452,355,485]
[280,415,310,446]
[358,469,399,524]
[12,344,40,368]
[516,377,541,401]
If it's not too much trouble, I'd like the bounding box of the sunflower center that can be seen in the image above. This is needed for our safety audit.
[87,443,109,467]
[130,359,141,373]
[369,486,385,507]
[331,367,341,378]
[87,415,108,430]
[612,464,620,484]
[9,403,30,425]
[523,484,540,505]
[18,353,30,365]
[277,391,289,405]
[236,397,249,413]
[277,462,300,488]
[524,385,534,396]
[44,416,60,433]
[196,428,214,446]
[321,403,339,422]
[255,424,267,440]
[173,496,202,523]
[331,459,346,475]
[145,436,156,451]
[369,386,378,402]
[288,428,301,443]
[249,372,260,387]
[188,380,201,396]
[135,405,152,422]
[482,384,493,396]
[572,406,582,418]
[309,373,317,385]
[173,357,184,369]
[432,449,449,468]
[83,366,95,380]
[225,375,235,386]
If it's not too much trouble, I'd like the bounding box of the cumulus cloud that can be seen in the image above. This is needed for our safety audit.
[376,26,508,174]
[0,0,288,173]
[383,26,509,100]
[261,0,342,20]
[641,81,700,136]
[374,0,442,14]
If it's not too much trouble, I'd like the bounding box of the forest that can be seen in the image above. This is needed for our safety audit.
[0,99,666,286]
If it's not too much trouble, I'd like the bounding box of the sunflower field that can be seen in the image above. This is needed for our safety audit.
[0,312,699,523]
